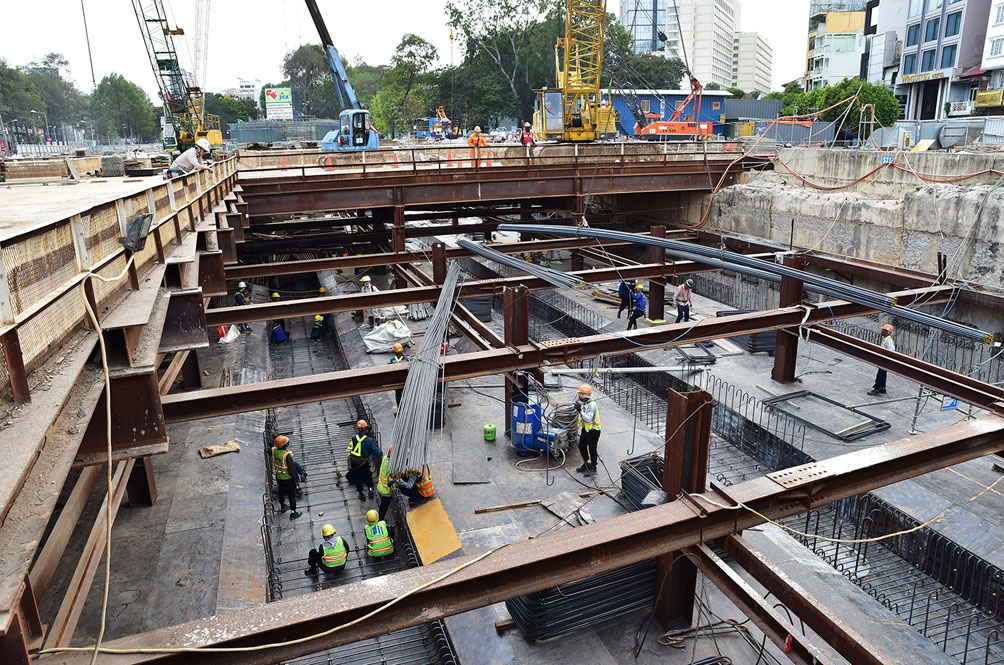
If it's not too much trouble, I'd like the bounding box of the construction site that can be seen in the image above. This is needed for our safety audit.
[2,1,1004,665]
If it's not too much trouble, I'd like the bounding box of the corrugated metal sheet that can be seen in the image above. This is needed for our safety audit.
[982,117,1004,144]
[754,121,835,145]
[724,99,781,121]
[602,92,727,136]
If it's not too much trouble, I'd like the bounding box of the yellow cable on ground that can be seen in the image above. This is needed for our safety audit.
[38,547,498,656]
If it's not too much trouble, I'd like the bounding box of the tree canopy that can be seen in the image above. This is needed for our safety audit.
[89,74,157,141]
[205,93,259,137]
[764,79,899,134]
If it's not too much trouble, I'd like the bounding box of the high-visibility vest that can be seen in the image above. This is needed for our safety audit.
[365,521,394,557]
[321,536,347,568]
[390,354,404,364]
[677,284,691,305]
[416,466,435,497]
[348,434,367,458]
[376,455,392,496]
[881,335,895,352]
[272,447,292,480]
[578,400,601,432]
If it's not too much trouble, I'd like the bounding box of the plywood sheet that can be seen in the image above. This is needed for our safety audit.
[406,498,463,565]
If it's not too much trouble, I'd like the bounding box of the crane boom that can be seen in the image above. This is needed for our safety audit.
[303,0,363,111]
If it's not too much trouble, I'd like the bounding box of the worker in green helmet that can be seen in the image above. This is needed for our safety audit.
[305,523,351,576]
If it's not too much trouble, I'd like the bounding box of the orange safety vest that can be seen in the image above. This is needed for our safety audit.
[416,466,435,497]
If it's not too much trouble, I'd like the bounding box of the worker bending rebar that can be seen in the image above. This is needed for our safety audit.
[575,384,601,476]
[347,419,381,501]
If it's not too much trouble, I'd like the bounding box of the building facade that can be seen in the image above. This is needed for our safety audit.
[974,1,1004,114]
[664,0,741,88]
[895,0,991,120]
[861,0,909,93]
[620,0,669,54]
[805,7,867,90]
[732,32,773,94]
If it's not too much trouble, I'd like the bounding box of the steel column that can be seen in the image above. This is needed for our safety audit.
[431,242,446,286]
[1,329,30,406]
[503,286,529,438]
[648,225,667,323]
[771,256,806,384]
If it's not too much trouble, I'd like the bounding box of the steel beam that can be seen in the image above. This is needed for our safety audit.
[170,287,952,423]
[804,327,1004,413]
[37,416,1004,665]
[771,257,806,384]
[206,257,776,328]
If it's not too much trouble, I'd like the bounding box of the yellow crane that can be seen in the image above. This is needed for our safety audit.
[533,0,618,142]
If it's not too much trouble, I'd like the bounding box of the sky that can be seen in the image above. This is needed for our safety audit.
[0,0,809,102]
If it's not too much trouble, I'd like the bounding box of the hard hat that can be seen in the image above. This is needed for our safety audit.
[318,286,327,293]
[195,138,211,152]
[882,323,894,333]
[366,509,379,524]
[578,383,593,395]
[474,126,482,132]
[271,292,280,299]
[634,283,644,290]
[524,122,531,128]
[393,343,404,353]
[360,275,371,283]
[321,524,335,537]
[356,419,368,429]
[274,435,289,447]
[238,281,247,289]
[314,314,323,322]
[685,279,694,287]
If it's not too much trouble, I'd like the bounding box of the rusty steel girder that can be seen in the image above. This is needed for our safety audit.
[36,416,1004,665]
[172,287,952,423]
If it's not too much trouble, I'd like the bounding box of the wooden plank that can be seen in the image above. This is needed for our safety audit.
[28,466,101,602]
[157,350,190,394]
[473,500,542,514]
[42,459,135,649]
[406,499,463,565]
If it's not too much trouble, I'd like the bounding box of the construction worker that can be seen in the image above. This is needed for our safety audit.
[269,292,288,343]
[359,275,377,328]
[318,286,327,295]
[397,471,423,503]
[364,509,395,558]
[869,324,896,396]
[347,420,381,501]
[627,283,646,330]
[617,279,636,318]
[389,343,406,408]
[165,137,211,178]
[234,282,252,332]
[304,523,350,576]
[468,126,487,167]
[376,446,393,520]
[310,314,326,342]
[272,435,305,519]
[575,384,601,476]
[520,122,535,146]
[415,465,435,498]
[674,279,694,323]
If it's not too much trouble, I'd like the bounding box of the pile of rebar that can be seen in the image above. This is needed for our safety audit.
[388,261,461,477]
[407,302,432,321]
[498,224,994,345]
[457,239,582,289]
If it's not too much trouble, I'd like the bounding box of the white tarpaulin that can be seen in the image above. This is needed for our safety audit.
[363,319,412,353]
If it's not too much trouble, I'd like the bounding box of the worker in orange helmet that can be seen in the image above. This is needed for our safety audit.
[272,435,305,519]
[574,384,601,476]
[347,419,381,501]
[388,342,408,409]
[868,324,896,396]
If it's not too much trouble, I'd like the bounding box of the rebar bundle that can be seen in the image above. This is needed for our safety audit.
[388,261,461,477]
[456,239,583,290]
[498,224,994,345]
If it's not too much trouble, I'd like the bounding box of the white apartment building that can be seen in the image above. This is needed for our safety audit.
[732,32,773,93]
[664,0,741,88]
[977,0,1004,112]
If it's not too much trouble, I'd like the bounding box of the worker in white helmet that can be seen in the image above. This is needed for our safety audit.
[165,138,212,178]
[358,275,378,328]
[233,281,252,333]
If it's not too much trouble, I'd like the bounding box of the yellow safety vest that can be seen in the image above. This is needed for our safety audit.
[348,434,366,458]
[272,447,292,480]
[377,455,391,496]
[578,400,601,432]
[321,536,347,568]
[365,521,394,557]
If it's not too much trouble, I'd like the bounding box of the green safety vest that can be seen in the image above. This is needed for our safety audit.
[320,536,347,568]
[377,455,391,496]
[578,400,601,432]
[365,521,394,557]
[272,447,292,480]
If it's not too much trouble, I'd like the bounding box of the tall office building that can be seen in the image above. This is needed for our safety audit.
[664,0,741,88]
[620,0,669,54]
[732,32,773,94]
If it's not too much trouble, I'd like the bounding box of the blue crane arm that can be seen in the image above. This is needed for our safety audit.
[324,44,363,111]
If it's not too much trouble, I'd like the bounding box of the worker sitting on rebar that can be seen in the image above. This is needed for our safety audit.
[304,523,350,576]
[364,510,395,558]
[347,420,381,501]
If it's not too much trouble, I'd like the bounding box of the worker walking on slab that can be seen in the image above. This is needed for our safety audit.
[617,279,637,318]
[627,283,646,330]
[234,281,252,333]
[364,510,395,558]
[347,420,380,501]
[869,324,896,396]
[575,384,601,476]
[674,279,694,323]
[165,138,212,178]
[304,523,350,576]
[272,435,305,519]
[310,314,326,342]
[389,343,407,409]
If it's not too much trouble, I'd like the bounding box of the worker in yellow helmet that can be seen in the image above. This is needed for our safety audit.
[271,435,305,519]
[310,313,327,343]
[318,286,327,294]
[868,324,896,396]
[364,509,395,558]
[305,523,351,576]
[269,291,289,343]
[389,342,407,408]
[347,420,381,501]
[574,384,601,476]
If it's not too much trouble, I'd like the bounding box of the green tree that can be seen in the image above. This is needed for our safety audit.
[704,81,722,90]
[726,87,746,99]
[371,35,440,137]
[764,79,898,135]
[0,59,45,125]
[205,93,258,137]
[25,53,88,135]
[282,44,328,110]
[89,74,156,141]
[625,54,686,89]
